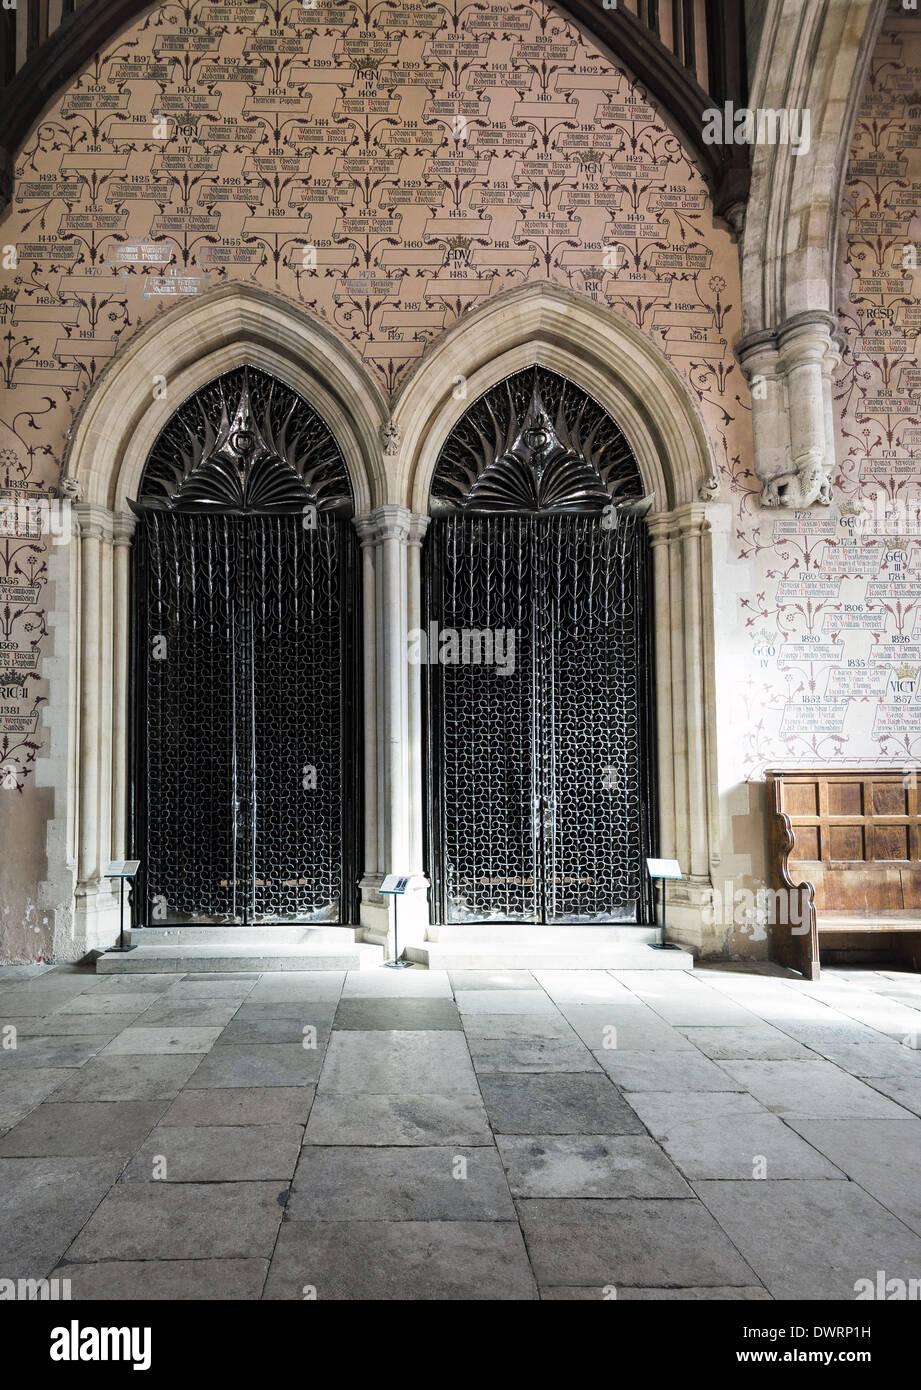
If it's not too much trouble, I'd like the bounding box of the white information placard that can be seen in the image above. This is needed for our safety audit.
[646,858,682,880]
[380,874,410,894]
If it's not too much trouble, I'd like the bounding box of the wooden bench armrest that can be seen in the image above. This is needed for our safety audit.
[767,805,819,980]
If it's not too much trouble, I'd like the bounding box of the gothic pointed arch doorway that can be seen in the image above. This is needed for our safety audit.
[130,365,361,927]
[423,365,657,926]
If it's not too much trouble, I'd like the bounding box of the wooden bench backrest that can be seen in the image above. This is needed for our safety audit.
[766,769,921,913]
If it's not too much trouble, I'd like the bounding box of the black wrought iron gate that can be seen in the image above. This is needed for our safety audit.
[132,513,359,925]
[424,367,656,925]
[129,366,359,927]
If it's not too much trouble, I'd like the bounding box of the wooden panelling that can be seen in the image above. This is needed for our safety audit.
[828,781,863,817]
[766,768,921,979]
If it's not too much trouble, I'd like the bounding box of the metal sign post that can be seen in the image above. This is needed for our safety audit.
[646,857,683,950]
[379,874,412,969]
[103,860,141,953]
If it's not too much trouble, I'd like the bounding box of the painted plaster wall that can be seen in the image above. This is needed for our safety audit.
[715,9,921,954]
[0,0,750,959]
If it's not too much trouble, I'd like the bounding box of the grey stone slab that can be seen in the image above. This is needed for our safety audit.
[287,1145,515,1220]
[624,1090,767,1137]
[677,1026,813,1061]
[497,1135,691,1198]
[541,1285,772,1301]
[303,1091,492,1146]
[459,1011,579,1041]
[0,1157,124,1278]
[860,1074,921,1117]
[101,1027,224,1056]
[478,1073,645,1135]
[594,1050,746,1093]
[138,1001,243,1028]
[244,974,345,1003]
[90,975,176,994]
[517,1198,758,1289]
[188,1044,323,1088]
[47,1054,203,1102]
[786,1118,921,1236]
[12,1014,141,1039]
[622,1105,845,1181]
[51,1259,268,1300]
[125,1124,304,1182]
[67,1181,287,1261]
[162,1086,315,1128]
[263,1219,537,1300]
[808,992,921,1040]
[0,969,100,993]
[560,1003,696,1053]
[215,1013,333,1046]
[0,1036,111,1068]
[533,970,634,1000]
[159,980,257,1002]
[341,970,452,998]
[0,1068,73,1131]
[798,1041,921,1078]
[0,1099,169,1157]
[773,1019,906,1048]
[455,989,558,1015]
[694,1179,921,1301]
[466,1035,600,1073]
[56,993,159,1016]
[319,1031,479,1095]
[616,974,762,1026]
[0,993,93,1017]
[720,1059,913,1118]
[333,998,462,1031]
[449,971,538,991]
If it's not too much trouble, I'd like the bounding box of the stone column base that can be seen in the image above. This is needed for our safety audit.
[73,880,122,958]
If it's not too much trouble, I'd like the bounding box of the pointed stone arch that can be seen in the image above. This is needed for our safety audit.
[373,283,723,953]
[58,284,384,952]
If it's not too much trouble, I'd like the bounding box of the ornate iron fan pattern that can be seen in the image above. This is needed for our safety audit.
[134,365,353,516]
[430,366,645,515]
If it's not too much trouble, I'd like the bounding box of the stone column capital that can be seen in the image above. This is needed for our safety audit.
[113,510,137,546]
[776,310,840,368]
[74,501,115,543]
[735,329,780,376]
[353,504,415,545]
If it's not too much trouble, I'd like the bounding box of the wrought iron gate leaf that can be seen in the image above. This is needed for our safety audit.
[424,367,656,926]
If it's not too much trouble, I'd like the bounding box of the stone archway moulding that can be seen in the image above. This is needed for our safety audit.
[391,282,714,515]
[65,281,386,514]
[384,282,723,951]
[60,280,722,957]
[60,283,385,953]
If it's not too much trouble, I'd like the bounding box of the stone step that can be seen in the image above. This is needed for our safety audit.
[126,926,360,947]
[426,924,661,944]
[405,941,693,970]
[96,942,383,974]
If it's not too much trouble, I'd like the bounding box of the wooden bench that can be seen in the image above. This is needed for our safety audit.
[765,768,921,980]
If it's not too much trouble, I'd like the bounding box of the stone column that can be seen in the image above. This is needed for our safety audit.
[645,506,717,948]
[73,502,118,951]
[738,311,838,509]
[355,506,431,952]
[406,513,430,877]
[111,511,136,865]
[647,515,676,861]
[678,504,711,882]
[354,515,379,893]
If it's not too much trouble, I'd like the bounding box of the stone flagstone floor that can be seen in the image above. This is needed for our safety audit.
[2,959,921,1300]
